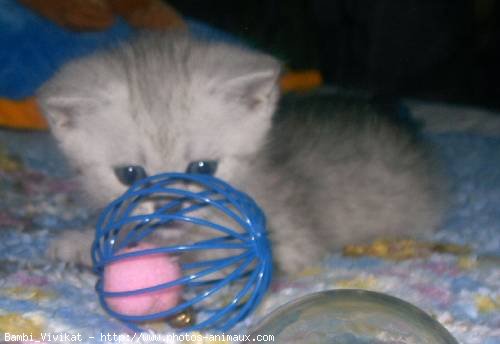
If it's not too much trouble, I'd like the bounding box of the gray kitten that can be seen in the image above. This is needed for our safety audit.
[37,32,446,274]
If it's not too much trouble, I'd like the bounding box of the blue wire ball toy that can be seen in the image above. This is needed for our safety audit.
[92,172,272,332]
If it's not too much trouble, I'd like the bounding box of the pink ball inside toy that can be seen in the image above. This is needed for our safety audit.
[103,242,182,317]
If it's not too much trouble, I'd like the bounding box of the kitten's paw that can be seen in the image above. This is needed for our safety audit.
[47,229,94,267]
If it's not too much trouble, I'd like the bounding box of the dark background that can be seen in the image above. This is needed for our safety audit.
[169,0,500,110]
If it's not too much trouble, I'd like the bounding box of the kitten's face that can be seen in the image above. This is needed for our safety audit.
[37,34,280,207]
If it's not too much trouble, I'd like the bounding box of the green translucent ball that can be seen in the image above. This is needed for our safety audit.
[248,289,458,344]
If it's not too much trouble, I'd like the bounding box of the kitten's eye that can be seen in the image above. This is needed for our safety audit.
[113,165,147,186]
[186,160,218,175]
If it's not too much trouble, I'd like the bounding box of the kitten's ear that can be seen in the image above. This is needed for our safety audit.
[37,93,95,130]
[225,58,281,111]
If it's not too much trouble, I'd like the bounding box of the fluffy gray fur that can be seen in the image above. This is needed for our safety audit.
[37,32,446,274]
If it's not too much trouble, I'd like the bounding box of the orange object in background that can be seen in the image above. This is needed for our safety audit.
[0,98,48,130]
[280,70,323,93]
[19,0,186,32]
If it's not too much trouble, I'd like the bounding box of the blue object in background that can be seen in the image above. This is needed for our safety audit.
[0,0,241,100]
[0,0,132,99]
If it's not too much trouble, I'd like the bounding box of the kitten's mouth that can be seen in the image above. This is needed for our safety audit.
[163,219,186,229]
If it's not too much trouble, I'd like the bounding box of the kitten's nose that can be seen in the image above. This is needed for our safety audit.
[154,199,184,214]
[153,199,185,230]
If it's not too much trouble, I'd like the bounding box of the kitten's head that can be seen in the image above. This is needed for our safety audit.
[37,33,281,207]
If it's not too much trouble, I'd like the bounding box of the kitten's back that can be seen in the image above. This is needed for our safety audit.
[252,92,447,251]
